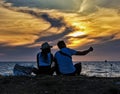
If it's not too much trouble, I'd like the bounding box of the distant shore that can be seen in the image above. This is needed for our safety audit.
[0,75,120,94]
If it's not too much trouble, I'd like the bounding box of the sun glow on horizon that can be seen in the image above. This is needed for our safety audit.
[67,31,85,37]
[67,22,88,37]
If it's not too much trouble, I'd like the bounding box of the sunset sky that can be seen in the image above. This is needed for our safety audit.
[0,0,120,61]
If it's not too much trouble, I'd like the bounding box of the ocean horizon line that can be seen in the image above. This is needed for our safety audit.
[0,60,120,63]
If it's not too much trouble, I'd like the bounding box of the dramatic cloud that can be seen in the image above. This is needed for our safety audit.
[0,0,120,61]
[0,6,51,47]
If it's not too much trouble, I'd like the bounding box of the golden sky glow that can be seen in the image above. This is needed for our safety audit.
[0,6,120,48]
[68,31,86,37]
[0,7,50,46]
[0,0,120,61]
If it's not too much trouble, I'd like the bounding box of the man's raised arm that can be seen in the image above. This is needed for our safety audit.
[75,47,93,55]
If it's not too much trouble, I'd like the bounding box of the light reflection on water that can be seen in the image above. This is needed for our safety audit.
[81,61,120,77]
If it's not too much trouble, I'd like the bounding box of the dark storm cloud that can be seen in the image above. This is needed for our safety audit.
[40,13,66,28]
[14,9,72,42]
[35,26,75,42]
[14,9,66,29]
[11,8,75,43]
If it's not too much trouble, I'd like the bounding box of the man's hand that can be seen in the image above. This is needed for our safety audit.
[88,47,93,52]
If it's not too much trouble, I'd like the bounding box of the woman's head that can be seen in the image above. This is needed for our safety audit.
[40,42,52,53]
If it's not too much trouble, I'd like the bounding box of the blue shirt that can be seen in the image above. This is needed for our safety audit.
[37,52,52,66]
[55,48,77,74]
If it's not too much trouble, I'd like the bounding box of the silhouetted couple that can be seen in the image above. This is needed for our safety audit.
[33,40,93,76]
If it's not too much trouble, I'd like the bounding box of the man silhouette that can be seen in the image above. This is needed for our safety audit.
[55,40,93,76]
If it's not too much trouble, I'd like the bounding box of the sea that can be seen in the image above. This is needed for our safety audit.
[0,61,120,77]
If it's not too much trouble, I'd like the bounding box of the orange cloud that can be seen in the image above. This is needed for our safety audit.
[0,7,50,46]
[0,5,120,50]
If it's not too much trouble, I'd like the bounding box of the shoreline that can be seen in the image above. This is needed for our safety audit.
[0,75,120,94]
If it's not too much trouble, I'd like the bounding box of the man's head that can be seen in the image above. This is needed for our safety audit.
[57,40,66,49]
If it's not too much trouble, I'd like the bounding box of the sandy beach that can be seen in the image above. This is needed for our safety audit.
[0,75,120,94]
